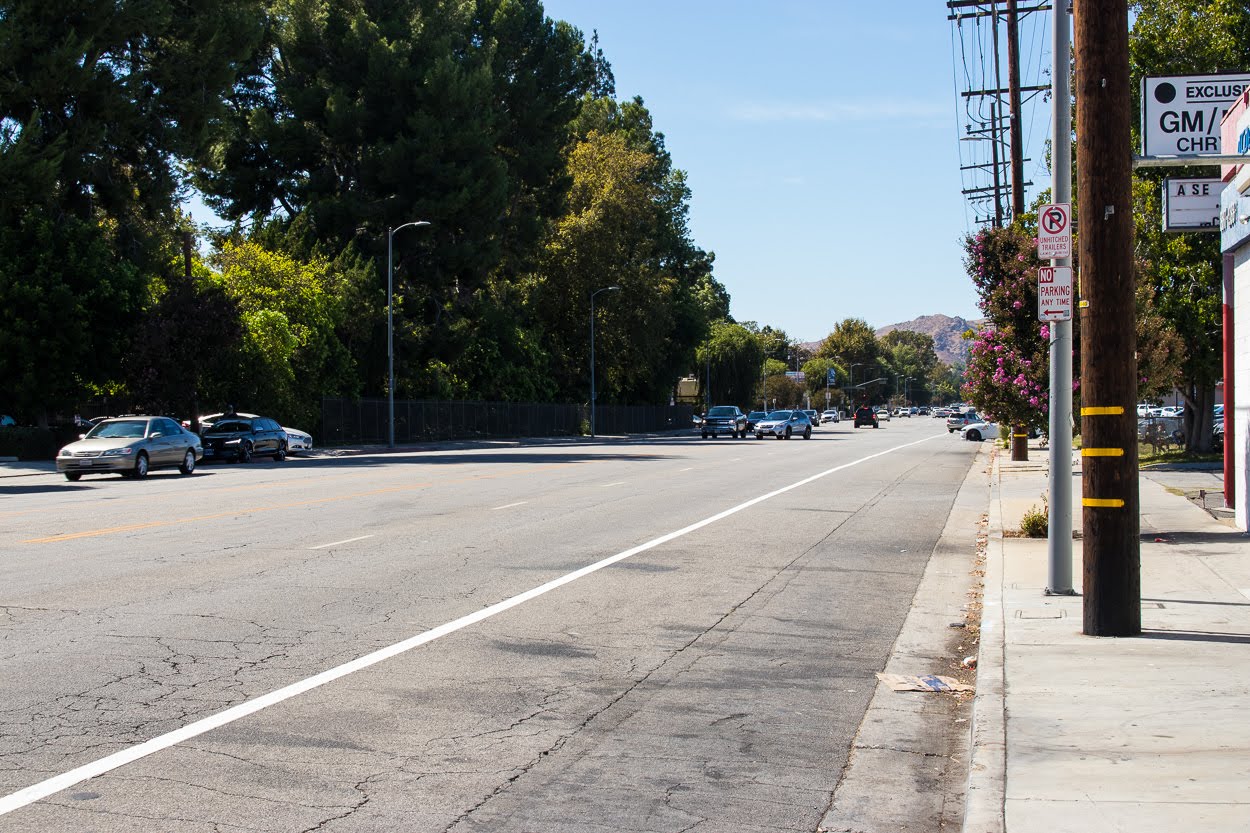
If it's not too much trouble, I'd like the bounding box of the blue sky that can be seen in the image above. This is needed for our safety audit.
[540,1,1056,342]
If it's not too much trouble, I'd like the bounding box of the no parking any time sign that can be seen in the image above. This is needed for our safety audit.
[1038,266,1073,322]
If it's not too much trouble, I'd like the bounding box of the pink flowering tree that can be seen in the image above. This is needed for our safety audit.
[961,225,1049,435]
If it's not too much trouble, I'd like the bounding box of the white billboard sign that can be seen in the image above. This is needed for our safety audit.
[1142,74,1250,156]
[1038,266,1073,322]
[1163,178,1221,232]
[1037,203,1072,258]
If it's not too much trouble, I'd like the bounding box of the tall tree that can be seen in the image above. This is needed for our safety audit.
[1128,0,1250,448]
[0,0,265,421]
[818,318,884,403]
[697,320,765,409]
[198,0,594,399]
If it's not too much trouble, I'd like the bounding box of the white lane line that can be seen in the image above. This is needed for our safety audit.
[308,535,374,550]
[0,432,944,817]
[601,481,625,487]
[492,501,528,511]
[678,467,694,472]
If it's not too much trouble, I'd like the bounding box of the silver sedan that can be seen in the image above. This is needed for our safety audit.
[56,416,203,481]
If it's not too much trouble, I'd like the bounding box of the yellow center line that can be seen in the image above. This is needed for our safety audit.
[22,462,578,544]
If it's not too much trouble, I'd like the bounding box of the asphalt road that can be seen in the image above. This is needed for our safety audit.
[1,416,978,832]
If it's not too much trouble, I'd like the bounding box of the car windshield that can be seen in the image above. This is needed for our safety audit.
[747,411,766,419]
[767,411,792,419]
[706,407,737,417]
[206,421,250,434]
[88,420,149,439]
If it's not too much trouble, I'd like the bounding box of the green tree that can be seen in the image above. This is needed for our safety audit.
[205,241,357,427]
[818,318,884,403]
[199,0,595,400]
[696,321,765,409]
[0,0,265,420]
[1128,0,1249,448]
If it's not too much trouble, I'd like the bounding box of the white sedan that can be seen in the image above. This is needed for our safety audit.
[283,427,314,454]
[960,421,999,442]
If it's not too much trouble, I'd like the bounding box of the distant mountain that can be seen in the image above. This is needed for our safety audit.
[876,314,982,366]
[796,314,981,367]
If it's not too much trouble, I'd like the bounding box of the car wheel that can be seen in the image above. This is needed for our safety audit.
[784,427,791,440]
[967,429,981,441]
[274,442,287,462]
[132,452,149,479]
[239,441,252,463]
[701,431,708,439]
[179,449,196,474]
[65,472,82,482]
[803,427,811,439]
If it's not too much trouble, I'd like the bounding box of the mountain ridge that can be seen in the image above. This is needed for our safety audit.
[798,314,981,366]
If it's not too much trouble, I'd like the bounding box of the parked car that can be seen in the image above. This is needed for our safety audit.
[821,409,840,424]
[947,410,982,432]
[201,414,289,462]
[744,411,768,432]
[283,427,314,454]
[754,409,812,440]
[56,415,203,481]
[853,405,878,428]
[698,405,748,439]
[960,421,999,441]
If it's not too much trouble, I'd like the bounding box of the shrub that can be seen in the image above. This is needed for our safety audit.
[1019,498,1049,538]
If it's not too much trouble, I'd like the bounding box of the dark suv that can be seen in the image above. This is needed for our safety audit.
[201,415,288,463]
[853,405,879,428]
[698,405,748,439]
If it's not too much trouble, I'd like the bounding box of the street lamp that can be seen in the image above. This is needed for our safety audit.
[849,363,862,404]
[387,220,431,448]
[589,285,620,437]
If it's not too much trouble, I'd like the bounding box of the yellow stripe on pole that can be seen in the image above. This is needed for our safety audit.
[1082,497,1126,508]
[1081,406,1124,416]
[1081,447,1124,457]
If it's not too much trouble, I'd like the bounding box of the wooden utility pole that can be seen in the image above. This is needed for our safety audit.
[1006,0,1031,461]
[1006,0,1026,218]
[1075,0,1140,636]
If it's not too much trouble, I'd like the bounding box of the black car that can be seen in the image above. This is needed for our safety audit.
[698,405,749,439]
[745,410,768,432]
[853,405,879,428]
[201,414,288,463]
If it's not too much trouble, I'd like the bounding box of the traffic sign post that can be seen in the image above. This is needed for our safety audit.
[1038,203,1072,259]
[1038,265,1073,321]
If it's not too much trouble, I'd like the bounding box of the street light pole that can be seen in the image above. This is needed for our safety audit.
[387,221,431,448]
[589,285,620,437]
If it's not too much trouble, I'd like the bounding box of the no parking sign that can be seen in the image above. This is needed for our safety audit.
[1038,203,1071,259]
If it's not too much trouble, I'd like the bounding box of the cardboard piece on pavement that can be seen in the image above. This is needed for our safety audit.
[875,673,975,693]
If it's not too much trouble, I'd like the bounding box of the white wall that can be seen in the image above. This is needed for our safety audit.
[1233,248,1250,530]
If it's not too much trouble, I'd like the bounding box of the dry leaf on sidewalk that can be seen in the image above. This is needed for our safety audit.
[876,673,975,693]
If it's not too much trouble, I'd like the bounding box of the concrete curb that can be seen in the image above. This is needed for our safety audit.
[963,446,1006,833]
[820,439,989,831]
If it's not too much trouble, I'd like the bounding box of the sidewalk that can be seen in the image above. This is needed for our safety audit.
[966,443,1250,833]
